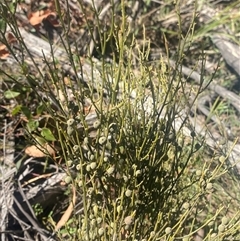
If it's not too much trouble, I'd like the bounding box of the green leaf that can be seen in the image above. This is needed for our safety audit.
[15,159,23,171]
[9,2,16,14]
[12,105,22,116]
[4,90,20,99]
[21,106,32,120]
[37,104,45,115]
[8,0,18,14]
[32,134,46,145]
[27,120,39,132]
[0,19,6,33]
[41,127,56,141]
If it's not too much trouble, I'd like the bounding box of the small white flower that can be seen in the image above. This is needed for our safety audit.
[125,189,132,197]
[165,227,172,234]
[90,162,97,170]
[99,136,107,145]
[93,120,101,129]
[73,145,79,152]
[98,227,104,236]
[67,126,74,135]
[124,215,134,225]
[67,118,75,126]
[106,166,115,175]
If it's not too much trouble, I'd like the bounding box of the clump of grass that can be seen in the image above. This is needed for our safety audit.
[1,0,240,240]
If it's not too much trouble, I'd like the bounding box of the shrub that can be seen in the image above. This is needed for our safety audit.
[1,0,240,240]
